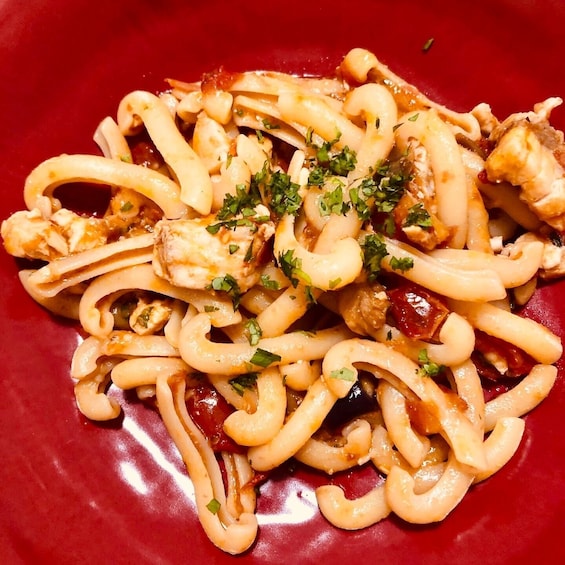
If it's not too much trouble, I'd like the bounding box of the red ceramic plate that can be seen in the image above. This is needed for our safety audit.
[1,1,565,563]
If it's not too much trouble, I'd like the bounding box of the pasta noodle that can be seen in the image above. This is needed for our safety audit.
[2,47,564,554]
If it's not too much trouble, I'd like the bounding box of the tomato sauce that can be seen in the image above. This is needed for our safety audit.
[387,282,450,341]
[185,383,243,453]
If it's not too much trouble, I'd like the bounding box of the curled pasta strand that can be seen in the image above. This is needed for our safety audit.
[93,116,132,162]
[394,109,468,248]
[373,313,476,367]
[223,367,287,446]
[278,91,364,151]
[370,424,409,475]
[79,264,241,337]
[273,212,363,291]
[71,332,179,380]
[233,94,310,150]
[222,452,257,519]
[207,373,256,413]
[294,418,373,474]
[429,240,544,289]
[23,154,187,219]
[381,236,507,302]
[117,90,213,215]
[450,360,485,432]
[448,300,563,364]
[322,339,487,471]
[111,357,189,389]
[316,483,391,530]
[247,377,338,471]
[74,358,121,421]
[255,284,310,337]
[344,83,397,180]
[473,417,525,483]
[178,312,352,375]
[484,364,557,432]
[385,452,475,524]
[377,380,430,469]
[163,300,191,349]
[339,48,482,139]
[156,374,258,555]
[280,359,321,391]
[26,233,154,297]
[19,269,81,320]
[465,175,493,253]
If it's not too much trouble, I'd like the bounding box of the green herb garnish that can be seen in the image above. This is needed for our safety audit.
[329,367,356,381]
[206,498,221,514]
[229,373,258,396]
[389,256,414,272]
[250,348,282,368]
[361,233,389,281]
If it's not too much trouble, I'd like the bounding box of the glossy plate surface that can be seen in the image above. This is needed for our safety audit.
[1,1,565,563]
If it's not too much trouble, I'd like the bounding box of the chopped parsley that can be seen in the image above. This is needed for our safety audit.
[260,274,281,290]
[216,184,259,221]
[265,170,302,217]
[389,256,414,272]
[135,306,153,328]
[349,161,410,222]
[206,498,221,514]
[120,201,134,213]
[329,277,342,289]
[245,318,262,345]
[361,233,389,282]
[277,249,312,287]
[318,183,350,217]
[417,349,445,377]
[261,118,280,130]
[208,274,241,309]
[306,131,357,185]
[422,37,435,53]
[404,203,432,229]
[206,184,264,234]
[250,348,282,368]
[229,373,258,396]
[329,367,356,381]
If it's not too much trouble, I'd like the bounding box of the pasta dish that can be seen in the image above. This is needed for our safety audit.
[2,48,564,554]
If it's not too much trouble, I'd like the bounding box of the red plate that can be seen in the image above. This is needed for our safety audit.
[1,1,564,563]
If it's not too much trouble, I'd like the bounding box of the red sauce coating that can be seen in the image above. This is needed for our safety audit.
[185,384,243,453]
[201,67,242,94]
[472,329,537,380]
[387,283,450,341]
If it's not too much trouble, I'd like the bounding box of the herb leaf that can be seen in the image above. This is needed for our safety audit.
[361,233,389,281]
[277,249,312,287]
[229,373,258,396]
[403,203,432,229]
[208,274,241,309]
[245,318,262,345]
[329,367,356,381]
[206,498,221,514]
[389,256,414,272]
[250,348,282,368]
[417,349,445,377]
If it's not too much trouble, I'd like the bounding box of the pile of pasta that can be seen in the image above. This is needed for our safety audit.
[3,48,565,554]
